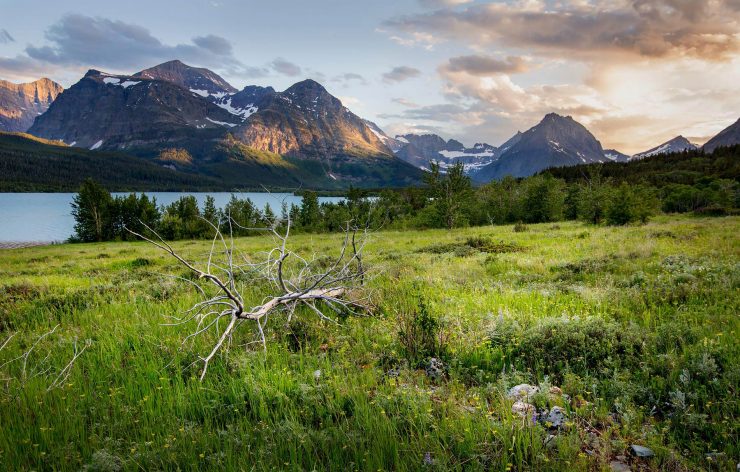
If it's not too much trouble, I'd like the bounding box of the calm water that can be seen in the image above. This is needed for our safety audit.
[0,193,343,243]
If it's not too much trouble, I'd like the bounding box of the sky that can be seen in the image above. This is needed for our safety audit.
[1,0,738,154]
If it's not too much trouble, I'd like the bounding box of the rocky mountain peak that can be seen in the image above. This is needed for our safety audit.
[135,60,237,96]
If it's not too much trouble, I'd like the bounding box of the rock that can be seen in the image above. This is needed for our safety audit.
[511,401,534,416]
[424,357,445,380]
[545,406,567,428]
[705,452,725,462]
[385,366,401,379]
[609,460,631,472]
[629,445,654,458]
[508,383,539,399]
[548,386,563,395]
[313,369,322,381]
[544,434,556,449]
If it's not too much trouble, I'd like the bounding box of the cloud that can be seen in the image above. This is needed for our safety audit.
[442,55,529,75]
[22,15,237,70]
[270,58,302,76]
[392,97,419,107]
[0,29,14,44]
[385,1,740,61]
[332,73,367,85]
[417,0,473,8]
[382,66,421,83]
[384,30,444,50]
[192,35,233,55]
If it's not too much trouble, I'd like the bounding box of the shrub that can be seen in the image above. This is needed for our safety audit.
[513,221,528,232]
[490,316,644,379]
[397,293,448,367]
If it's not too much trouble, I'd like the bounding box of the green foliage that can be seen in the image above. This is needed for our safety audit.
[491,316,645,378]
[71,179,114,242]
[397,289,448,367]
[424,162,473,229]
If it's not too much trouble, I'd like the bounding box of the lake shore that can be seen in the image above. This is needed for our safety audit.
[0,241,54,249]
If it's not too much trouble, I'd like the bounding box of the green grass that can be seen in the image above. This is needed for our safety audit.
[0,215,738,471]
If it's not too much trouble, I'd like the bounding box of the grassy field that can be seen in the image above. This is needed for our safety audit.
[0,215,738,471]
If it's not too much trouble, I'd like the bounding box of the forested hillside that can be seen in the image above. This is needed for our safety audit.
[543,145,739,185]
[0,133,220,192]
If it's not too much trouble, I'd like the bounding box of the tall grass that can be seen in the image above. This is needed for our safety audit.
[0,215,737,470]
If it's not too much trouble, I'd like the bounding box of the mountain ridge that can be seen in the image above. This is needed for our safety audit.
[0,78,64,132]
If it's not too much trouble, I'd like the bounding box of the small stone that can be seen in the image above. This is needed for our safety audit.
[511,401,534,416]
[609,460,631,472]
[629,445,654,458]
[508,383,539,399]
[544,434,556,449]
[424,357,445,380]
[549,386,563,395]
[313,369,322,381]
[546,406,567,428]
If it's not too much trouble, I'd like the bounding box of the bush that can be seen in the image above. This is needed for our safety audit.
[397,293,448,367]
[490,316,644,379]
[513,222,528,232]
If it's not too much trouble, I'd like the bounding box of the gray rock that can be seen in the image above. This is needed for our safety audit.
[507,383,539,399]
[511,401,534,416]
[424,357,445,380]
[629,445,654,458]
[609,460,631,472]
[546,406,567,428]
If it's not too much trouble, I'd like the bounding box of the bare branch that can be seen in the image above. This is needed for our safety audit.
[128,216,370,380]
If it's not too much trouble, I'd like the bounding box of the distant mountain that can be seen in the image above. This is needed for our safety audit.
[633,136,697,159]
[0,78,63,132]
[29,69,241,150]
[26,61,421,188]
[474,113,607,181]
[135,59,236,97]
[603,149,630,162]
[703,117,740,152]
[391,133,497,173]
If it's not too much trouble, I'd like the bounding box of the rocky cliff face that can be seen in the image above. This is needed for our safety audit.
[703,117,740,152]
[28,70,241,150]
[474,113,606,181]
[0,78,63,132]
[232,79,392,159]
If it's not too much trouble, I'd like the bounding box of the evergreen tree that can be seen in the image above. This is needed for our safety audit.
[299,191,321,230]
[425,162,473,229]
[71,179,113,242]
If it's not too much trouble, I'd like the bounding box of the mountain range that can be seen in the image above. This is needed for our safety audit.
[26,61,420,189]
[1,59,739,188]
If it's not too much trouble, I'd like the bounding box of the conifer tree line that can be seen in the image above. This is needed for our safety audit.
[71,150,739,242]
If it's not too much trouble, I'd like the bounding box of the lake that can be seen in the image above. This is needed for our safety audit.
[0,192,343,243]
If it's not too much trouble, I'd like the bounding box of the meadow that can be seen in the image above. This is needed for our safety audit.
[0,215,738,471]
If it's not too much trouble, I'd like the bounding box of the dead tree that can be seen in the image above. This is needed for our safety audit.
[127,215,369,380]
